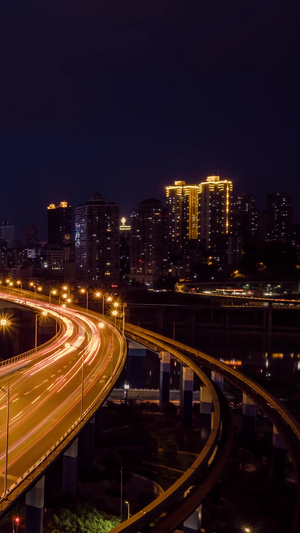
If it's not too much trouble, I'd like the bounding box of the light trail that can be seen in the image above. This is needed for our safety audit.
[0,290,125,506]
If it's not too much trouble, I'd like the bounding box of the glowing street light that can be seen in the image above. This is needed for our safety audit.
[16,280,22,294]
[95,291,105,315]
[112,309,118,325]
[13,516,20,532]
[124,500,130,520]
[98,322,104,329]
[80,288,89,309]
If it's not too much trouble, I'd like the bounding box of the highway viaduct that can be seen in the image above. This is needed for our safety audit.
[0,290,299,532]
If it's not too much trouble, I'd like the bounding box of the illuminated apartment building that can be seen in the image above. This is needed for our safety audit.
[130,199,165,285]
[165,181,199,255]
[47,201,72,245]
[267,192,292,241]
[75,193,120,283]
[199,175,233,258]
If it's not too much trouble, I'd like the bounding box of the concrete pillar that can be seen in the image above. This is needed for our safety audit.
[181,366,194,426]
[80,417,95,479]
[25,476,45,533]
[200,385,212,445]
[127,340,147,388]
[183,504,202,532]
[159,351,170,407]
[242,393,257,444]
[211,371,224,391]
[62,438,78,496]
[272,425,286,480]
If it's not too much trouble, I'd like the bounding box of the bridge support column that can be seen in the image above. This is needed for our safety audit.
[127,340,147,388]
[242,393,257,444]
[211,371,224,391]
[181,366,194,427]
[80,417,95,479]
[272,425,286,480]
[183,504,202,532]
[25,476,45,533]
[159,351,170,407]
[62,438,78,496]
[200,385,212,445]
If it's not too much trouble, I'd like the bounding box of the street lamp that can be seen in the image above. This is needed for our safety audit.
[0,384,10,495]
[80,288,89,309]
[124,500,130,520]
[95,291,105,315]
[16,280,22,295]
[13,516,20,533]
[49,289,57,303]
[112,309,118,326]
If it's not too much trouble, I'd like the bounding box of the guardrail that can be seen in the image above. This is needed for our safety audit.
[125,323,300,533]
[0,304,127,517]
[110,326,226,533]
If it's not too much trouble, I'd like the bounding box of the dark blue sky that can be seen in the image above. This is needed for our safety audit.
[0,1,300,238]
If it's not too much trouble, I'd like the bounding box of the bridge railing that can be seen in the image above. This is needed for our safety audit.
[0,308,127,515]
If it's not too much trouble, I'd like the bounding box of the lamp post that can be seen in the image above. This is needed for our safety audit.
[0,384,9,495]
[95,291,105,315]
[124,500,130,520]
[80,288,89,309]
[16,280,22,295]
[49,289,57,304]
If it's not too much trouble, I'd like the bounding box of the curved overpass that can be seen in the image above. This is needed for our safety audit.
[124,324,300,533]
[111,325,233,533]
[0,291,126,517]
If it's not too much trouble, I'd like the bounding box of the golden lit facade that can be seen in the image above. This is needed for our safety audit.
[165,181,199,254]
[199,175,233,252]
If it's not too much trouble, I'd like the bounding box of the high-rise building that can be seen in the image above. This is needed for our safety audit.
[47,201,72,245]
[199,175,233,259]
[0,220,15,249]
[75,193,120,283]
[267,192,292,241]
[130,199,165,285]
[119,217,131,279]
[165,181,199,255]
[22,224,39,247]
[233,195,259,243]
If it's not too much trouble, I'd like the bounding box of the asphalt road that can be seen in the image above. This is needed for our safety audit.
[0,292,122,497]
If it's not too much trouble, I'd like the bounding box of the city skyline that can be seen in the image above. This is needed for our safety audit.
[0,2,299,235]
[1,173,299,242]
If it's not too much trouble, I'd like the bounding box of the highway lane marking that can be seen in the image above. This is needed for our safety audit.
[31,395,41,404]
[12,397,19,402]
[11,411,23,422]
[51,374,55,377]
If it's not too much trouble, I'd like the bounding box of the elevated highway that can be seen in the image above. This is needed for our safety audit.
[0,291,126,517]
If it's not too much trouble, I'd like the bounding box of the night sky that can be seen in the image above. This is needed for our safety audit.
[1,1,300,238]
